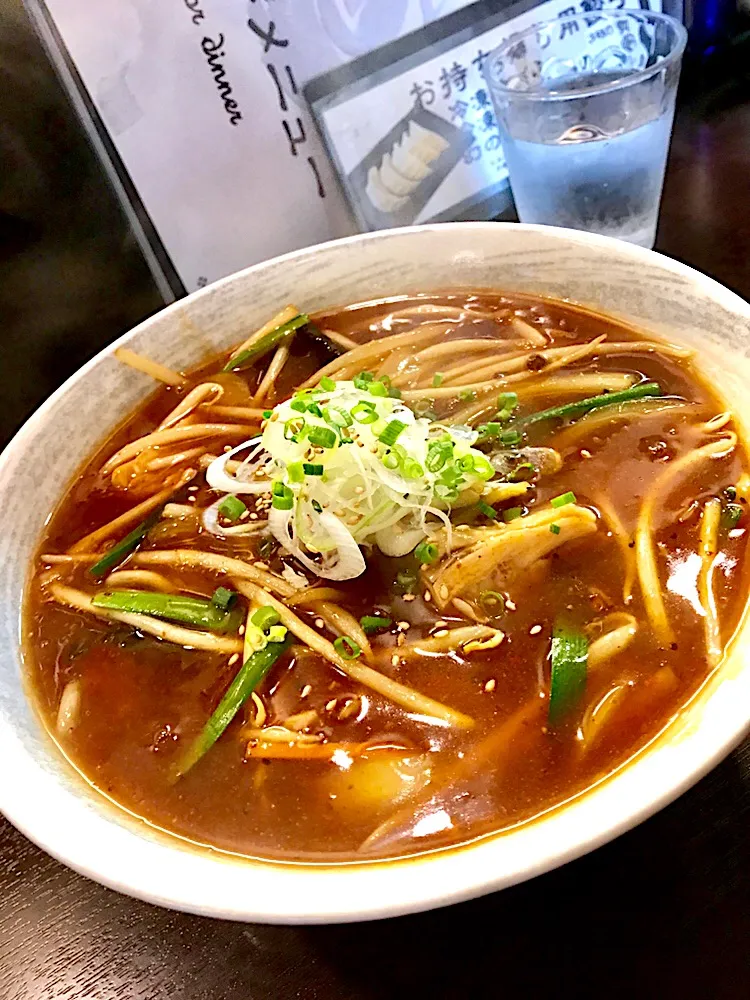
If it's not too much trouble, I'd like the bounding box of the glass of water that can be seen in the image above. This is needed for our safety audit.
[484,11,687,248]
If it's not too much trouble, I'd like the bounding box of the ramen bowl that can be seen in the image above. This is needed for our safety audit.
[1,223,750,923]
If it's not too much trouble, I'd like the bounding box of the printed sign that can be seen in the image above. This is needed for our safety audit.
[29,0,671,298]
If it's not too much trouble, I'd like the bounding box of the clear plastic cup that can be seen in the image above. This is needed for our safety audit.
[484,11,687,248]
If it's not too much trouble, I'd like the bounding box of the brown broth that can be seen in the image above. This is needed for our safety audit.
[24,292,750,861]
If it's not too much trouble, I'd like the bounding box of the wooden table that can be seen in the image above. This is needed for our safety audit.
[1,15,749,997]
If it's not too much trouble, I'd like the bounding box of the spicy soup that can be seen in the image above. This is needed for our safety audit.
[26,292,749,860]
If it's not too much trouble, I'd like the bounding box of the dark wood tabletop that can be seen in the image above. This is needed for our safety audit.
[1,6,750,997]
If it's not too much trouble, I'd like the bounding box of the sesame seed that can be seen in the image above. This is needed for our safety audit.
[439,585,449,601]
[484,678,496,692]
[238,625,245,636]
[187,485,199,492]
[424,590,432,602]
[580,448,592,459]
[397,621,410,631]
[300,684,312,698]
[391,653,400,667]
[434,628,449,638]
[435,620,448,629]
[325,699,337,711]
[228,653,239,666]
[530,624,542,635]
[403,593,416,602]
[397,633,405,647]
[315,618,325,628]
[249,512,258,520]
[255,562,269,570]
[506,598,517,611]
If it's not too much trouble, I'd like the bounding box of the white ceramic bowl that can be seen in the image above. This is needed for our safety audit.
[2,223,750,924]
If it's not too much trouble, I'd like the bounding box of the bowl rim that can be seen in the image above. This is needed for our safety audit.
[2,221,750,924]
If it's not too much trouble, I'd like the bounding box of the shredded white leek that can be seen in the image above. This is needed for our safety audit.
[206,380,500,579]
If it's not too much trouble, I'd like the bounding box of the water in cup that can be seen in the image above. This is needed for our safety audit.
[485,13,687,248]
[502,77,674,247]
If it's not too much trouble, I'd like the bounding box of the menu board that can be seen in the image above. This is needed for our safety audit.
[28,0,672,299]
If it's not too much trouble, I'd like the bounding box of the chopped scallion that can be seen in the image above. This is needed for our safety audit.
[320,376,336,391]
[500,429,522,447]
[478,500,498,520]
[721,502,743,530]
[251,605,281,631]
[306,425,337,449]
[479,591,505,613]
[218,494,247,522]
[379,419,407,446]
[432,373,444,387]
[502,506,523,522]
[396,570,416,593]
[360,615,393,634]
[287,461,304,484]
[352,400,378,424]
[550,491,576,508]
[302,462,323,476]
[550,523,561,535]
[414,540,439,565]
[496,392,518,421]
[333,636,361,659]
[323,405,352,428]
[211,587,237,610]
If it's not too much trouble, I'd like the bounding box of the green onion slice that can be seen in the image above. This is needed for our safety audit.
[479,591,505,613]
[550,491,576,508]
[218,494,247,522]
[721,502,743,530]
[307,425,337,449]
[502,506,523,522]
[211,587,238,610]
[333,636,361,659]
[302,463,323,476]
[379,420,407,446]
[497,392,519,421]
[550,523,561,535]
[360,615,393,634]
[323,405,353,428]
[414,540,439,565]
[251,605,281,631]
[352,401,378,424]
[320,376,336,391]
[548,619,588,724]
